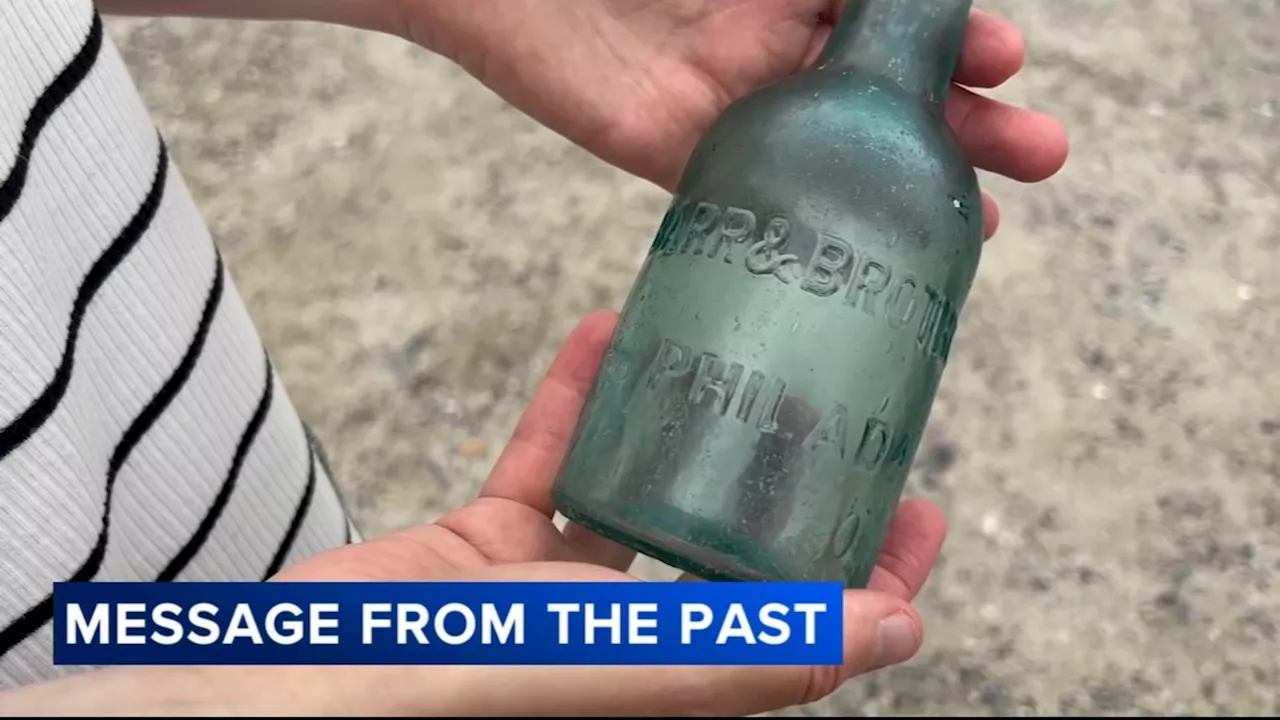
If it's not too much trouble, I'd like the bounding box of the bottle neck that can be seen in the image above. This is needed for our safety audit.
[814,0,972,108]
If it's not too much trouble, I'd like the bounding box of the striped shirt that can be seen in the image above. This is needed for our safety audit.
[1,0,356,686]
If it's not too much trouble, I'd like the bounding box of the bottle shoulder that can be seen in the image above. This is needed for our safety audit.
[693,70,976,193]
[676,71,983,253]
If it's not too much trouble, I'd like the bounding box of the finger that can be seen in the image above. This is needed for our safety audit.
[563,522,638,572]
[807,8,1025,90]
[954,10,1025,89]
[946,86,1070,183]
[479,310,620,517]
[449,589,921,716]
[867,498,949,601]
[982,191,1000,240]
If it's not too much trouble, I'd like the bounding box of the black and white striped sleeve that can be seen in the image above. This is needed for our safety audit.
[0,0,355,688]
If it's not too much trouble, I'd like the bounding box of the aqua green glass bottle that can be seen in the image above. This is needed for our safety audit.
[552,0,983,588]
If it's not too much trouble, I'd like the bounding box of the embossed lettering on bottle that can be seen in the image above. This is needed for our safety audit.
[553,0,985,589]
[652,196,959,363]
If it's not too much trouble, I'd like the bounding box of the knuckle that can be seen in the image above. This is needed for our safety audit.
[796,664,847,707]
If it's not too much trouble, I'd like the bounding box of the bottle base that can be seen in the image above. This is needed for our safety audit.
[553,490,794,583]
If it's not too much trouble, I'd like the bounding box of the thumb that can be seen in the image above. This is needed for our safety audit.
[835,588,925,680]
[700,589,925,714]
[441,590,923,716]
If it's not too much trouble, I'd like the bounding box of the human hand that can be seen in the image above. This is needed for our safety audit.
[274,309,946,716]
[391,0,1069,239]
[0,310,946,716]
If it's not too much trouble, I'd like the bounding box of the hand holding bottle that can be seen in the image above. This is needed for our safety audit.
[0,311,947,716]
[105,0,1070,239]
[395,0,1069,238]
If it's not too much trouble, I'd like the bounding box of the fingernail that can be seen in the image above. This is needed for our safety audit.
[874,613,920,668]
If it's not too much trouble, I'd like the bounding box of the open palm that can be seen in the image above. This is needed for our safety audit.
[398,0,1069,238]
[274,310,947,716]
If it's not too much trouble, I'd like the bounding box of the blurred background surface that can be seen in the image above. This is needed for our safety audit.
[108,0,1277,714]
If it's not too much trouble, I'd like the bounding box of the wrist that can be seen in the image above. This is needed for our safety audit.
[302,0,410,38]
[98,0,408,38]
[0,664,467,716]
[187,665,471,716]
[382,0,487,65]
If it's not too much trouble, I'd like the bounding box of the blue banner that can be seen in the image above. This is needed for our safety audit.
[52,581,843,666]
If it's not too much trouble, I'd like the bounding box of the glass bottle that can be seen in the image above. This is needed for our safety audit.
[552,0,983,588]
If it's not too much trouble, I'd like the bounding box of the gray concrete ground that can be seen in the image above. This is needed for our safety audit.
[109,0,1277,715]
